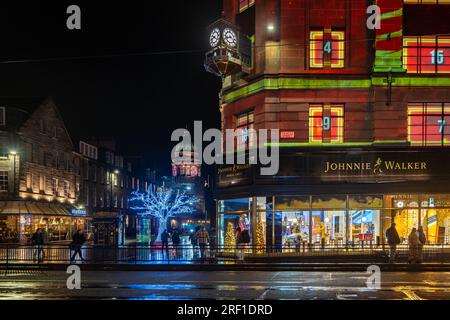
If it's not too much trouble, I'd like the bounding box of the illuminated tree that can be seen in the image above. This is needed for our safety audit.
[224,222,236,252]
[129,189,199,242]
[255,219,265,254]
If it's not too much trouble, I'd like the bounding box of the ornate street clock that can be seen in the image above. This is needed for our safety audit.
[209,28,220,48]
[222,28,237,47]
[204,19,252,77]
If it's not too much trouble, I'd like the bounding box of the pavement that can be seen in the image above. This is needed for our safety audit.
[1,270,450,300]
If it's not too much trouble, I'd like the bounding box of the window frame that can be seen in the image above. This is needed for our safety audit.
[0,171,8,192]
[309,104,345,143]
[403,36,450,74]
[235,110,255,151]
[309,30,345,69]
[408,103,450,146]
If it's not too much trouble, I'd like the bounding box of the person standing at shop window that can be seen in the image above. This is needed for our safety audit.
[235,227,244,261]
[408,228,420,264]
[417,226,426,263]
[386,223,400,263]
[31,228,45,263]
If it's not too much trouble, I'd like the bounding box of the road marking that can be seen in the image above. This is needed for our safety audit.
[400,290,424,300]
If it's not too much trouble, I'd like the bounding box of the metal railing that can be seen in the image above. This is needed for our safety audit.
[0,243,449,265]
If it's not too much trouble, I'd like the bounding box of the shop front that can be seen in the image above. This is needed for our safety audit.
[0,201,90,243]
[215,149,450,252]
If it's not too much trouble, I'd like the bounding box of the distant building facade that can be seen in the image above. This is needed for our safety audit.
[0,98,85,243]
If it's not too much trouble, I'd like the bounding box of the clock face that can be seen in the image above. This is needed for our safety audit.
[223,28,237,47]
[209,28,220,48]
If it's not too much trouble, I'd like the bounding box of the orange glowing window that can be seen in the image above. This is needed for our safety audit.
[239,0,255,12]
[403,36,450,73]
[309,30,345,68]
[408,103,450,146]
[309,104,344,143]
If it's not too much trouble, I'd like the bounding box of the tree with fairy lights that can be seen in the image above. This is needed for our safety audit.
[129,189,199,242]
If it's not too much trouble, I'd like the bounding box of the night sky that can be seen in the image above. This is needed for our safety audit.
[0,1,223,173]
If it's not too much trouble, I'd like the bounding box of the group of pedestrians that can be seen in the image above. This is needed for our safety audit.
[30,228,86,263]
[386,222,427,264]
[161,226,210,260]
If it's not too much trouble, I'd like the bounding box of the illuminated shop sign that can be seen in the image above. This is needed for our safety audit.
[324,158,428,174]
[71,209,87,216]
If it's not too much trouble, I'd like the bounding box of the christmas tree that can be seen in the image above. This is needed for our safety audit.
[255,219,265,254]
[224,222,236,252]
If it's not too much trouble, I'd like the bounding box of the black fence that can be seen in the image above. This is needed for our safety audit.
[1,243,450,264]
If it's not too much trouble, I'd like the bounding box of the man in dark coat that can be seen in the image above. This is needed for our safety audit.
[70,229,87,262]
[386,223,401,263]
[31,228,45,263]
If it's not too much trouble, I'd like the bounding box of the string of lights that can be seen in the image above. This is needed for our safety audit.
[0,32,449,64]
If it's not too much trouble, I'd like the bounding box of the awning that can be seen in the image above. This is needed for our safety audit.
[0,201,71,216]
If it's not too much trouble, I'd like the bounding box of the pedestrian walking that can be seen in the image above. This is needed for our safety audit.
[190,228,198,257]
[172,229,181,258]
[70,229,86,262]
[386,222,400,263]
[408,227,419,264]
[417,226,426,263]
[195,226,210,261]
[31,228,45,263]
[161,229,170,257]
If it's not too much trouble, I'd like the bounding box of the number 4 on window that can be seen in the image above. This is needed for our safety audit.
[324,41,332,54]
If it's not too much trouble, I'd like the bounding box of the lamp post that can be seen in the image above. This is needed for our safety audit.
[9,151,17,195]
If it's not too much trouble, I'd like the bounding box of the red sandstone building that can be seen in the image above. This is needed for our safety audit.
[204,0,450,251]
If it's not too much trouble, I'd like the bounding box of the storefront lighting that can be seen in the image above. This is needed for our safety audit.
[396,201,404,208]
[9,150,17,155]
[267,24,275,32]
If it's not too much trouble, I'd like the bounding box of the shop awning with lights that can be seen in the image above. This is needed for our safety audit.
[0,201,72,216]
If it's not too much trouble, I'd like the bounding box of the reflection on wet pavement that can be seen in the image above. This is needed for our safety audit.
[0,271,450,300]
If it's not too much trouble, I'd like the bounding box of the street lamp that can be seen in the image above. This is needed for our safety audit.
[9,151,17,194]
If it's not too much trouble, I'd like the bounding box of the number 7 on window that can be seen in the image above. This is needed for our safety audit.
[438,119,446,134]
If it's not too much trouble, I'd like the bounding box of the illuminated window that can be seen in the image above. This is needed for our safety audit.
[310,30,345,68]
[236,110,255,150]
[403,0,450,3]
[403,36,450,73]
[309,104,344,143]
[239,0,255,12]
[408,103,450,146]
[0,171,8,192]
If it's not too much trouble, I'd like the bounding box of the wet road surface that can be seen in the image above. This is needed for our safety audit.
[1,270,450,300]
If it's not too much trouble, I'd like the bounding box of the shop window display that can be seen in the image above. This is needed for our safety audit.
[281,211,309,249]
[348,195,382,244]
[312,211,346,244]
[218,213,251,248]
[349,210,380,244]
